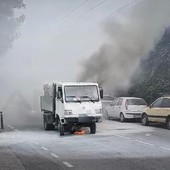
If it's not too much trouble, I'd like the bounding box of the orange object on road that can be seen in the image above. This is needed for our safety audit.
[74,130,86,135]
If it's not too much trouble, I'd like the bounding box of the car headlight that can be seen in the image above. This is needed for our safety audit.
[64,110,72,115]
[95,109,102,114]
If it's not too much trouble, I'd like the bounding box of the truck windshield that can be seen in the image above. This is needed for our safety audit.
[64,85,99,102]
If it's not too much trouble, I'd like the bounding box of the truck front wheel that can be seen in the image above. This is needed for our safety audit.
[59,122,65,136]
[90,123,96,134]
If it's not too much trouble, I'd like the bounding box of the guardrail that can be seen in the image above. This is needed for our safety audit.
[0,111,4,129]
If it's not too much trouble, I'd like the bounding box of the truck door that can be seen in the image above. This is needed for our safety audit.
[56,87,64,118]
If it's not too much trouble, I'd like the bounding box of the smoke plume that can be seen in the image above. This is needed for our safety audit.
[80,0,170,95]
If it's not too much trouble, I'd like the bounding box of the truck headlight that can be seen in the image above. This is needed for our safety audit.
[95,109,102,114]
[64,110,72,115]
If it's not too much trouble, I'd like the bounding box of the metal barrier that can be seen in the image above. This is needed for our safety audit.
[0,112,4,129]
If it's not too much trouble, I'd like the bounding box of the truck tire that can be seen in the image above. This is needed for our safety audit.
[90,123,96,134]
[43,116,55,130]
[59,123,65,136]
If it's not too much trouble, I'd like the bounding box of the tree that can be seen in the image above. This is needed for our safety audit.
[0,0,26,56]
[127,28,170,104]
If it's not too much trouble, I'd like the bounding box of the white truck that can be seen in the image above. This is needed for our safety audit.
[40,82,103,136]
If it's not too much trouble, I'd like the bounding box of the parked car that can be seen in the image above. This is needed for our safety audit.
[141,96,170,129]
[102,95,115,107]
[101,95,115,119]
[105,97,147,122]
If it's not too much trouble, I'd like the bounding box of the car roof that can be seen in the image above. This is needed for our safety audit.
[58,82,98,86]
[102,95,114,100]
[45,82,99,86]
[115,97,144,100]
[161,96,170,99]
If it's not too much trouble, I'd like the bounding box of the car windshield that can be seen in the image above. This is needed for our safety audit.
[64,85,99,102]
[161,98,170,108]
[127,99,147,105]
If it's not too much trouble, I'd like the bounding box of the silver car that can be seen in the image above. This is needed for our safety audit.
[105,97,147,122]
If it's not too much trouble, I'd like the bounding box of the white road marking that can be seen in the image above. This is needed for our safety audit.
[160,146,170,151]
[63,161,74,168]
[114,135,130,140]
[7,124,15,129]
[41,146,49,151]
[33,141,40,145]
[135,140,154,146]
[50,153,59,158]
[146,134,151,136]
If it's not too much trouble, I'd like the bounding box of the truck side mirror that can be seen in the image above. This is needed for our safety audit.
[57,91,64,103]
[99,88,103,99]
[57,92,59,99]
[60,98,64,103]
[57,91,62,99]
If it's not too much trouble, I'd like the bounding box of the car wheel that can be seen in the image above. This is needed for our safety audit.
[166,117,170,130]
[141,114,149,126]
[120,113,125,122]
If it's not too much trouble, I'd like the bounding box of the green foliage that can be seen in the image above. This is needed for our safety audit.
[0,0,26,56]
[127,29,170,104]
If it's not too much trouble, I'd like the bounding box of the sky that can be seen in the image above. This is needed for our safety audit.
[1,0,128,89]
[0,0,148,108]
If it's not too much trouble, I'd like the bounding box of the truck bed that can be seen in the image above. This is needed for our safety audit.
[40,96,53,112]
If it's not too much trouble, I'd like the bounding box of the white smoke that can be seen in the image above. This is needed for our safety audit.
[81,0,170,95]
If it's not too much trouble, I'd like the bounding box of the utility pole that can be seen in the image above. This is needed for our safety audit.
[0,111,4,129]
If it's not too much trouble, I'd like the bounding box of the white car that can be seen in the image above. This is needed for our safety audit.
[105,97,147,122]
[101,95,115,119]
[101,95,115,108]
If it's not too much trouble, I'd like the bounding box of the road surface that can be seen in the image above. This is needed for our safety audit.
[1,117,170,170]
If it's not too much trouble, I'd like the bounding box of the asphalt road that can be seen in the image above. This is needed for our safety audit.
[1,117,170,170]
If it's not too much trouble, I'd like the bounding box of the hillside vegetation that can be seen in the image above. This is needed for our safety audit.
[127,28,170,104]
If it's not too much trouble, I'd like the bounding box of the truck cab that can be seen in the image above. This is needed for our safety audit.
[41,82,102,135]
